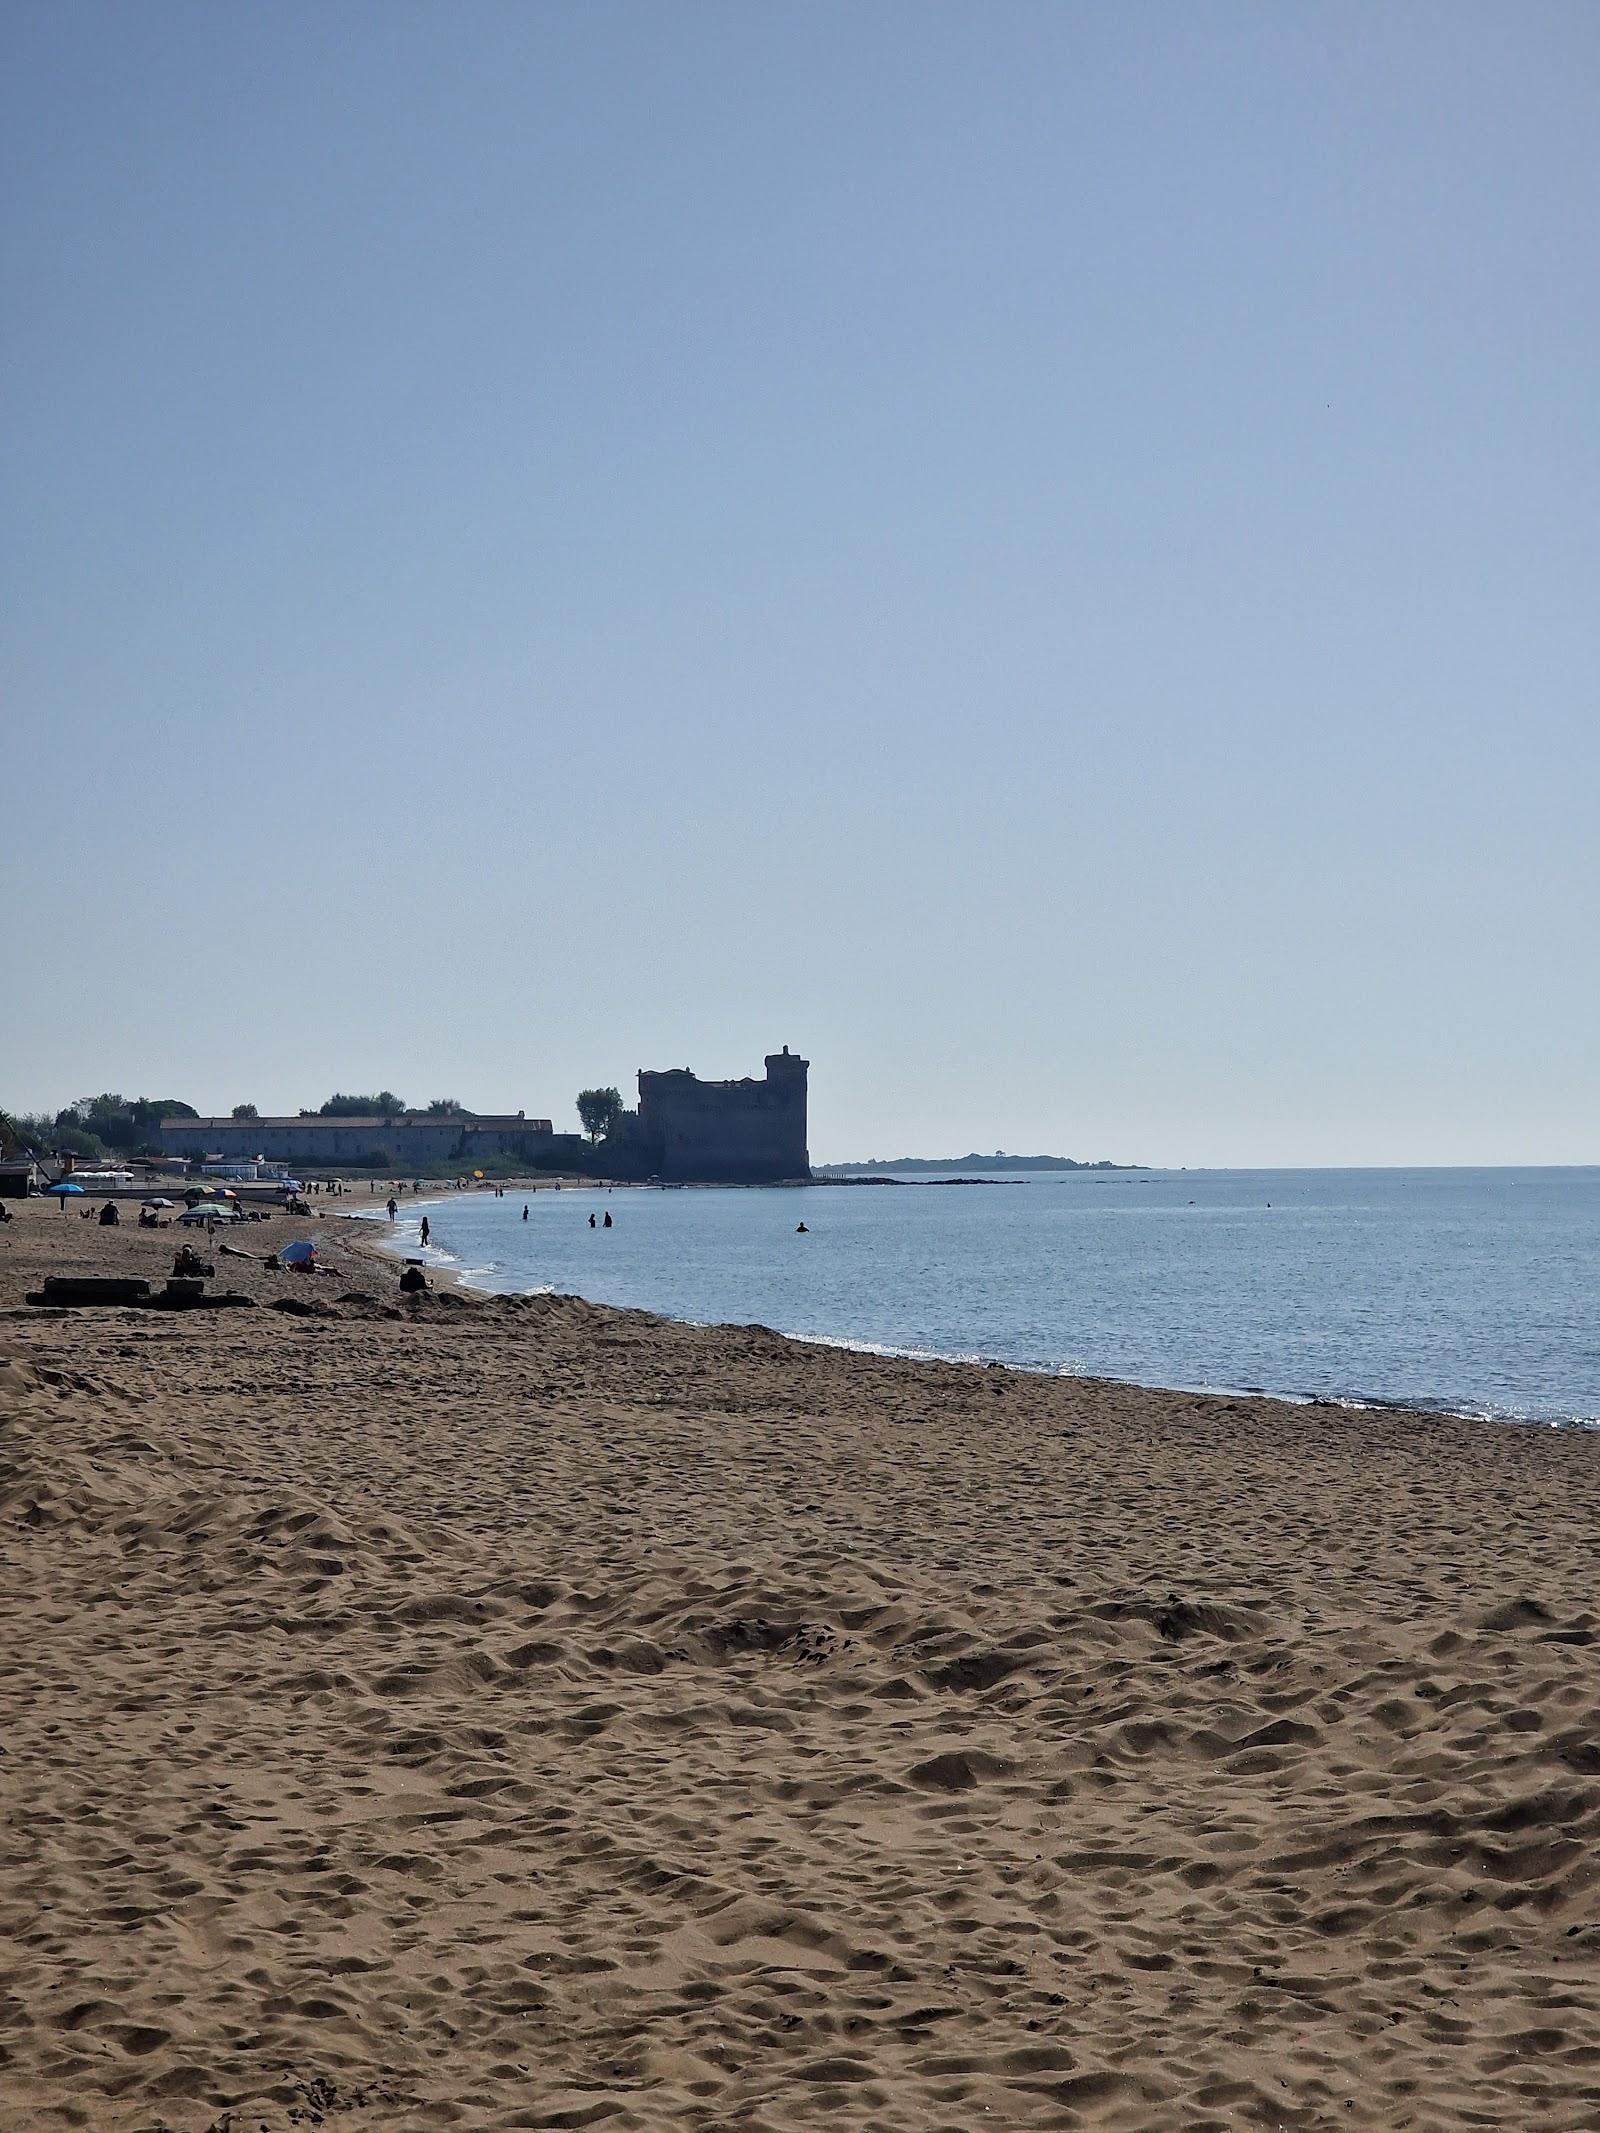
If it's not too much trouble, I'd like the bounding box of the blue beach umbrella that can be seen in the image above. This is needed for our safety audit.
[48,1180,85,1198]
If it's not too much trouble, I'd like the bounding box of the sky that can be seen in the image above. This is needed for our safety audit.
[3,2,1595,1166]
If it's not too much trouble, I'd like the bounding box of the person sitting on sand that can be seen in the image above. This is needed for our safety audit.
[399,1264,428,1294]
[98,1201,119,1226]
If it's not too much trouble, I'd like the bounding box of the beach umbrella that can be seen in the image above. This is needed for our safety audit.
[141,1196,174,1208]
[279,1240,316,1267]
[47,1181,84,1196]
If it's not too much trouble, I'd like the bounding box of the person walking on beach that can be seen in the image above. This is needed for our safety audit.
[419,1216,430,1247]
[387,1196,398,1221]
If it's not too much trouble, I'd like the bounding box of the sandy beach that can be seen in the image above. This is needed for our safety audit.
[1,1194,1597,2132]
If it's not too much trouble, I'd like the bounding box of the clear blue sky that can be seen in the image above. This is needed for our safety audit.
[3,2,1595,1164]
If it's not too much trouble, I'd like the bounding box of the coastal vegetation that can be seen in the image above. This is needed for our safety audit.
[576,1086,624,1145]
[0,1095,197,1161]
[302,1092,406,1119]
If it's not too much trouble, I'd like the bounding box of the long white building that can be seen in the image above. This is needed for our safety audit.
[160,1111,563,1168]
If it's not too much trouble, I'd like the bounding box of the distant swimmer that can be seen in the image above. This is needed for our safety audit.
[589,1213,596,1228]
[796,1222,809,1233]
[602,1211,613,1229]
[419,1216,430,1247]
[522,1204,529,1220]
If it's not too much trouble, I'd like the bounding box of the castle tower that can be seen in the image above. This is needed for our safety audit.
[764,1047,810,1178]
[628,1047,810,1183]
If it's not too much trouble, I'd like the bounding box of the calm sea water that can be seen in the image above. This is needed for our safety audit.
[362,1169,1600,1426]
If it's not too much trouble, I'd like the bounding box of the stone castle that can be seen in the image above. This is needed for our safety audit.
[159,1049,810,1185]
[603,1048,810,1184]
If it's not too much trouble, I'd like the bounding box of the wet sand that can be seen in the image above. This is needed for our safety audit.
[2,1194,1597,2130]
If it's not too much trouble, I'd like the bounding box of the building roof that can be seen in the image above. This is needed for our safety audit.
[164,1114,551,1131]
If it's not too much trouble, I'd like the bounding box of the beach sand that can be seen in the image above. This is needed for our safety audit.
[1,1194,1597,2130]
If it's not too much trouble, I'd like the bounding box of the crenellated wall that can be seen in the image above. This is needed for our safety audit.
[615,1048,809,1183]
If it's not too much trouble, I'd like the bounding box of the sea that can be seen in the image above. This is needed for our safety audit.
[359,1168,1600,1428]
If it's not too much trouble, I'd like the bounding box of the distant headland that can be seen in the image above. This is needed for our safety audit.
[814,1153,1142,1176]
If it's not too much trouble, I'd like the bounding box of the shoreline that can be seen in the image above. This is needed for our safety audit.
[342,1196,1598,1435]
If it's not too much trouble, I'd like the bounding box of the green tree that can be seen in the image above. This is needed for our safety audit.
[53,1106,109,1157]
[319,1092,406,1118]
[576,1087,624,1145]
[231,1103,259,1120]
[425,1098,465,1116]
[54,1120,109,1160]
[76,1094,133,1151]
[68,1095,196,1153]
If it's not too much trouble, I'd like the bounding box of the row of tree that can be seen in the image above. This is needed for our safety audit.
[293,1095,465,1118]
[0,1094,198,1161]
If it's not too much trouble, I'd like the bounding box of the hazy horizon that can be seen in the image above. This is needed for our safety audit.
[4,3,1595,1168]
